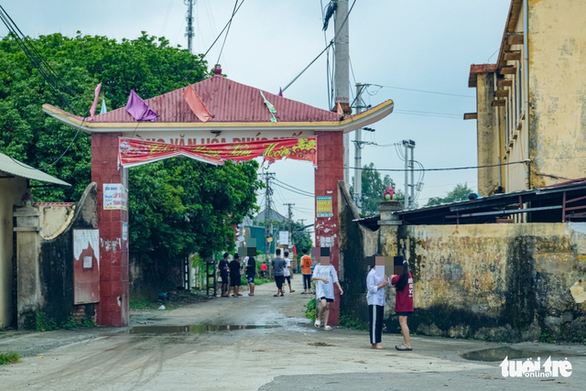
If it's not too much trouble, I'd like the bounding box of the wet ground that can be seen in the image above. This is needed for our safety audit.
[0,277,585,390]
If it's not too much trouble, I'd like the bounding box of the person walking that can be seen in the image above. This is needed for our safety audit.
[312,255,343,331]
[260,262,267,278]
[271,249,287,297]
[229,253,243,298]
[391,256,414,351]
[366,255,389,349]
[283,251,295,294]
[219,252,230,297]
[245,256,256,296]
[300,249,313,294]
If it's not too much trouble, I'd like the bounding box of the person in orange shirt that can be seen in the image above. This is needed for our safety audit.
[300,249,313,294]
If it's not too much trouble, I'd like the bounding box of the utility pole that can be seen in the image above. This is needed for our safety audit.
[185,0,195,54]
[334,0,350,185]
[402,140,416,210]
[354,83,367,212]
[283,203,295,248]
[263,172,275,260]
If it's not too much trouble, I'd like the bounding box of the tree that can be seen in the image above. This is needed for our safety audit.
[350,162,404,216]
[426,183,476,206]
[0,32,261,261]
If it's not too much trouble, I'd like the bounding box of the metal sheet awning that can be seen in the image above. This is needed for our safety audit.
[0,152,70,186]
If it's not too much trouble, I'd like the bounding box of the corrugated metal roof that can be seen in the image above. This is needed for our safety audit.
[0,152,71,186]
[89,74,341,124]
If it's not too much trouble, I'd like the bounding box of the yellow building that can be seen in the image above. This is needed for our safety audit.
[467,0,586,195]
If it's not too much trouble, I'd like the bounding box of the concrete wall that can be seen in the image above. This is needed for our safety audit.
[0,177,27,328]
[15,183,98,329]
[382,222,586,342]
[527,0,586,188]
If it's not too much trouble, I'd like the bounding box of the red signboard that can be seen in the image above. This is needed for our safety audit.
[118,137,317,167]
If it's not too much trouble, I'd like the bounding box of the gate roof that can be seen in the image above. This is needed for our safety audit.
[42,66,393,134]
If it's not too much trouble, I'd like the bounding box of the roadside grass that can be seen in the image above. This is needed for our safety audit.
[339,314,367,330]
[35,312,95,332]
[0,352,20,365]
[305,297,316,321]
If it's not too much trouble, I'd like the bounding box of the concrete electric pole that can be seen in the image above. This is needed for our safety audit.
[334,0,350,185]
[263,172,275,260]
[283,203,295,248]
[353,83,367,213]
[403,140,416,210]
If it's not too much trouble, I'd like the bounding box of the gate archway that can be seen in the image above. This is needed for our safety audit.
[43,66,393,326]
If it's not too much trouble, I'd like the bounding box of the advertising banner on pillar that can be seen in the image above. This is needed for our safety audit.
[316,196,333,217]
[103,184,128,210]
[118,137,317,167]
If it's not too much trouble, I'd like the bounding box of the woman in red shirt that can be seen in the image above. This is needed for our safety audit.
[391,257,413,351]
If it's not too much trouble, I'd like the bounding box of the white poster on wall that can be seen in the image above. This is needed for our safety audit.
[103,183,128,210]
[279,231,289,246]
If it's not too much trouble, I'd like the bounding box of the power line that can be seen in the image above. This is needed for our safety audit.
[202,0,246,59]
[283,0,358,93]
[216,0,239,64]
[273,178,313,196]
[273,182,314,198]
[369,83,474,98]
[349,160,528,173]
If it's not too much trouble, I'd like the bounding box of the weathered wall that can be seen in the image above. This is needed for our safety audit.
[129,254,183,301]
[0,177,27,328]
[15,183,98,329]
[338,183,378,324]
[528,0,586,188]
[378,222,586,342]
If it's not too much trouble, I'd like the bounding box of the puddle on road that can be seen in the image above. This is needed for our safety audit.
[128,324,279,334]
[461,346,585,362]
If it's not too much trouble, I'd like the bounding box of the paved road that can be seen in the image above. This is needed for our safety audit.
[0,276,584,390]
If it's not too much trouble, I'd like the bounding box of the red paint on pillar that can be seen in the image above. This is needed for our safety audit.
[92,133,129,327]
[314,131,344,327]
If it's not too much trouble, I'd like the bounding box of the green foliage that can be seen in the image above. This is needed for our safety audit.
[350,163,404,216]
[0,352,20,365]
[129,300,161,310]
[35,312,58,332]
[0,32,262,263]
[305,297,316,321]
[62,315,96,329]
[129,158,262,261]
[252,278,272,286]
[539,332,555,343]
[339,314,367,330]
[426,183,476,206]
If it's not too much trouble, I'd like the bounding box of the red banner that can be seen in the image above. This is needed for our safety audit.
[118,137,317,167]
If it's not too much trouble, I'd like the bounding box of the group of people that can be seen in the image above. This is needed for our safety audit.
[218,248,414,351]
[367,255,414,351]
[218,252,258,298]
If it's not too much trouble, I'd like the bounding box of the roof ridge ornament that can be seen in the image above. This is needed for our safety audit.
[259,90,278,123]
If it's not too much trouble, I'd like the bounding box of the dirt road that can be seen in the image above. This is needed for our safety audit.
[0,276,584,390]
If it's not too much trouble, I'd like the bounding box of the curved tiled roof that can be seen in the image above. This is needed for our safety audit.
[90,74,341,124]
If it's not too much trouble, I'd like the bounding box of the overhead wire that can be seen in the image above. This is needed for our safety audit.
[283,0,358,93]
[349,160,527,173]
[273,178,314,196]
[202,0,245,60]
[216,0,239,65]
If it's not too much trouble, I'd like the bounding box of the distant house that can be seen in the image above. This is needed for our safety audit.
[253,208,288,225]
[467,0,586,196]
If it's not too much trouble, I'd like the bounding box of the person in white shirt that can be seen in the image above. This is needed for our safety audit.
[283,251,295,294]
[312,256,343,331]
[366,255,390,349]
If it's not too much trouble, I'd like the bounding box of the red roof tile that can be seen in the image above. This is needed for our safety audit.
[91,74,340,124]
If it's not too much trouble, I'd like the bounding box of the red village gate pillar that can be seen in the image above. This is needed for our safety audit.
[314,130,344,327]
[91,133,129,327]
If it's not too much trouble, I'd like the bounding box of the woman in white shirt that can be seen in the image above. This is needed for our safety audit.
[312,258,343,331]
[366,255,389,349]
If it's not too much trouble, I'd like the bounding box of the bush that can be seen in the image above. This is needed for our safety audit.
[0,352,20,365]
[305,298,316,321]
